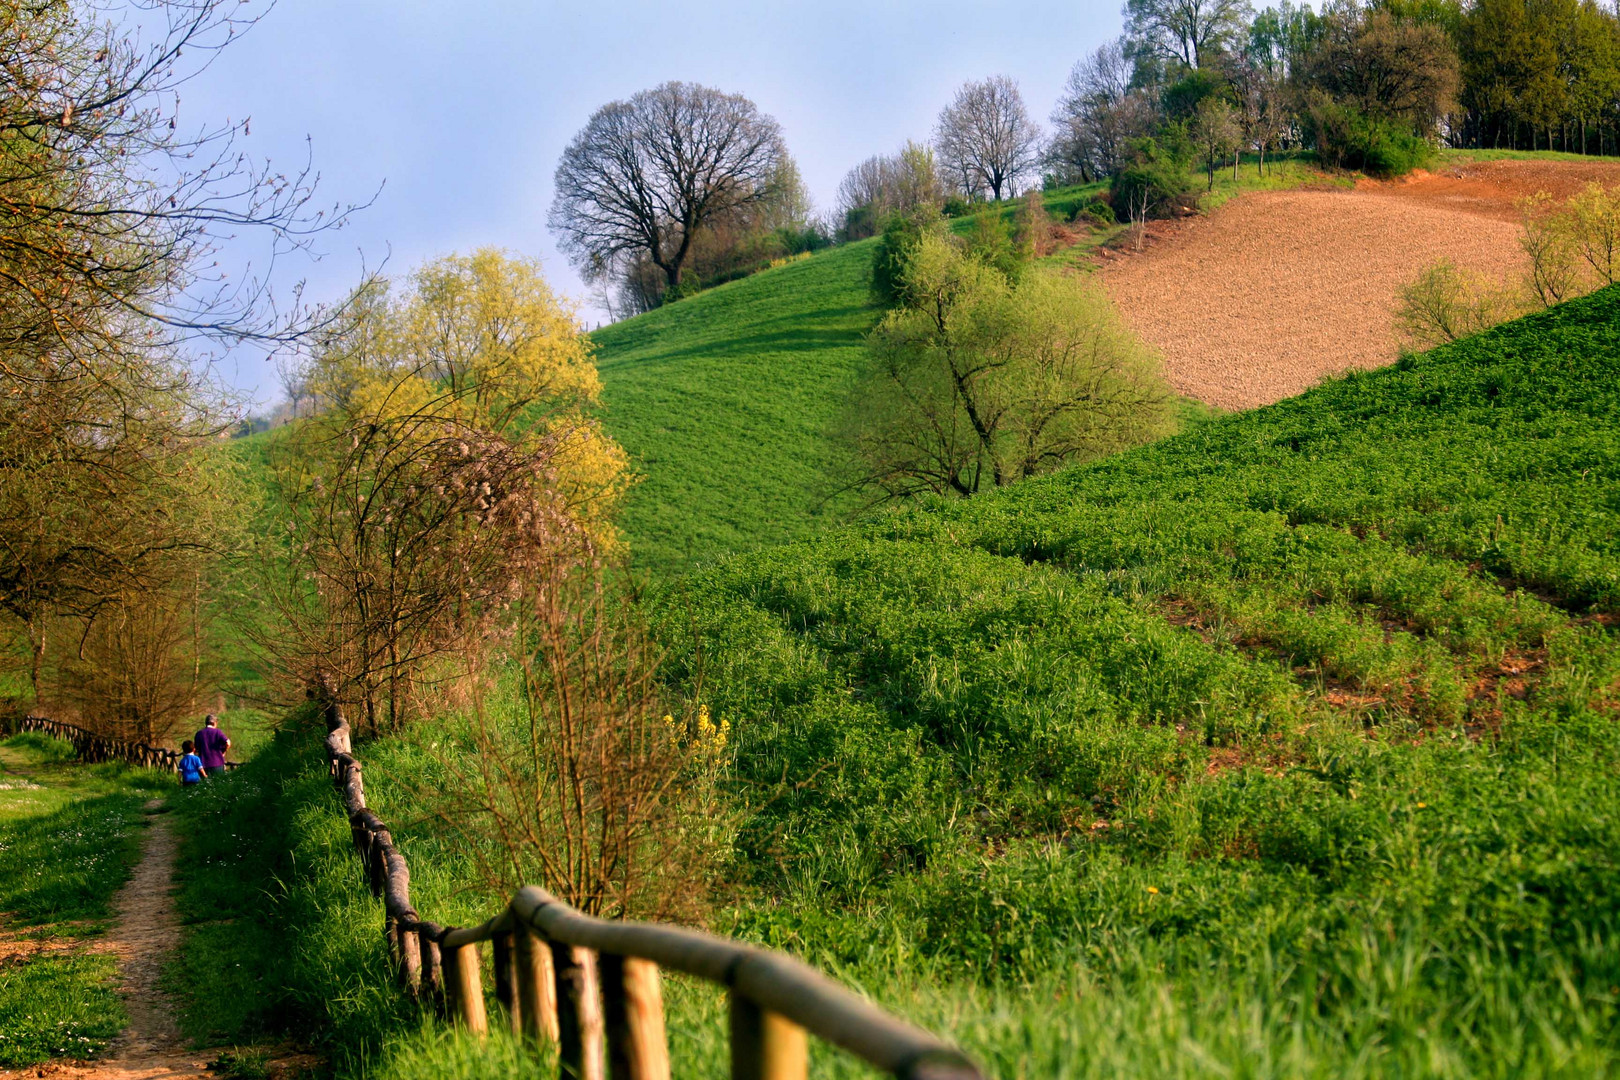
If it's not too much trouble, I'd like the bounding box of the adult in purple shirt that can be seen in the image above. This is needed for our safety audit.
[194,715,230,776]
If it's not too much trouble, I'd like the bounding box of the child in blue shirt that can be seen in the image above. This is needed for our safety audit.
[179,740,205,785]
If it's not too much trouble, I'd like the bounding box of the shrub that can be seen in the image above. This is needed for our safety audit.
[870,208,944,305]
[941,196,971,218]
[1073,199,1117,227]
[1396,258,1528,348]
[1109,138,1196,224]
[1304,95,1433,177]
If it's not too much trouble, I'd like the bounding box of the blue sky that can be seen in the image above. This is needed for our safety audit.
[177,0,1124,406]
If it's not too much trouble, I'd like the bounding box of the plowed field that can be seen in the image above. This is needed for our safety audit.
[1099,158,1620,410]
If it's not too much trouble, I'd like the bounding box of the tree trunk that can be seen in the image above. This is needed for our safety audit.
[28,617,44,701]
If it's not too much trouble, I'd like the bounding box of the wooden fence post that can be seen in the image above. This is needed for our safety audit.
[515,924,559,1043]
[443,941,489,1036]
[552,943,604,1080]
[419,927,443,1011]
[398,918,422,992]
[493,931,520,1032]
[729,994,807,1080]
[601,955,669,1080]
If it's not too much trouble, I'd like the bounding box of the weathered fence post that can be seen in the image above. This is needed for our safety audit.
[516,922,560,1043]
[419,926,444,1010]
[443,939,489,1036]
[601,955,669,1080]
[493,930,519,1031]
[729,994,807,1080]
[552,943,604,1080]
[397,917,422,992]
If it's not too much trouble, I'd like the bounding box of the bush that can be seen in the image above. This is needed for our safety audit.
[941,196,971,218]
[1305,96,1433,177]
[1109,138,1196,222]
[1396,258,1529,348]
[870,208,944,305]
[1073,199,1117,227]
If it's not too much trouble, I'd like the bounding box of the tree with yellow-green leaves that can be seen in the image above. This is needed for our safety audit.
[267,249,632,732]
[842,233,1176,502]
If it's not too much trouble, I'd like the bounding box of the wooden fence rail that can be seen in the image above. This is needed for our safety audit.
[4,714,235,773]
[316,694,985,1080]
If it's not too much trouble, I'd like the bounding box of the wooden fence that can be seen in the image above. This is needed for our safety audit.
[318,695,985,1080]
[6,714,235,772]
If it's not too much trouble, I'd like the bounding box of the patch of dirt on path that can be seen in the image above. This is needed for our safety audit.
[1099,158,1620,410]
[2,808,208,1080]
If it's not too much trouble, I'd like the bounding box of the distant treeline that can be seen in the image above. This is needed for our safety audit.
[551,0,1620,315]
[1050,0,1620,189]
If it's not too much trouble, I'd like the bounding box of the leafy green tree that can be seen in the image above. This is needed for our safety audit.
[1191,97,1242,189]
[843,234,1174,500]
[1125,0,1255,69]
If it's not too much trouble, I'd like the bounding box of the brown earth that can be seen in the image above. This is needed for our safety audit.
[1098,158,1620,411]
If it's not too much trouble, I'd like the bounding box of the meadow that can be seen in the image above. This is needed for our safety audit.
[0,733,169,1066]
[167,283,1620,1078]
[588,160,1340,574]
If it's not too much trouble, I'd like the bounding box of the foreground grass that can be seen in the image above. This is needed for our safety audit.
[0,733,168,1066]
[642,285,1620,1074]
[181,291,1620,1076]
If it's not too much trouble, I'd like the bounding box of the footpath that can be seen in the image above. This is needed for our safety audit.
[2,806,206,1080]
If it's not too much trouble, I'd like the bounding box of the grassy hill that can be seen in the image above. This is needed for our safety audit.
[589,164,1343,575]
[187,287,1620,1079]
[591,242,879,573]
[649,285,1620,1073]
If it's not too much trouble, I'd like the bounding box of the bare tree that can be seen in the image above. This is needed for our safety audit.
[1124,0,1253,70]
[1050,39,1159,180]
[0,0,362,698]
[835,141,943,237]
[550,81,788,296]
[934,76,1042,201]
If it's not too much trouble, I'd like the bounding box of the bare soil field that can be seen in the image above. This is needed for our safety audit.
[1099,158,1620,410]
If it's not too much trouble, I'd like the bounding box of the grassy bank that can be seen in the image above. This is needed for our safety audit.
[641,285,1620,1074]
[172,288,1620,1077]
[0,733,170,1066]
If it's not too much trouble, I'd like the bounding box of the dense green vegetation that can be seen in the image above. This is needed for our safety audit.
[638,284,1620,1073]
[0,733,168,1065]
[590,160,1342,573]
[186,284,1620,1078]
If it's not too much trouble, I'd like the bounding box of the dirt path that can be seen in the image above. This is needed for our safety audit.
[5,808,209,1080]
[1098,157,1620,410]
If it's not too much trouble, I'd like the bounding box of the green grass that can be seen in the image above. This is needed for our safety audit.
[0,735,167,927]
[1440,147,1620,164]
[172,288,1620,1077]
[0,733,170,1066]
[0,953,126,1066]
[591,241,880,574]
[636,284,1620,1074]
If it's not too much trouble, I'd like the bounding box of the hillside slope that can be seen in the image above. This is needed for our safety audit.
[655,286,1620,1073]
[592,242,879,572]
[1101,154,1620,409]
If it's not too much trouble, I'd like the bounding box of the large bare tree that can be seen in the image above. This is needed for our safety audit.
[549,81,788,296]
[1049,39,1159,180]
[934,76,1042,201]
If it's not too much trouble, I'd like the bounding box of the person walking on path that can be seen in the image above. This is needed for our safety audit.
[193,714,230,778]
[178,740,205,785]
